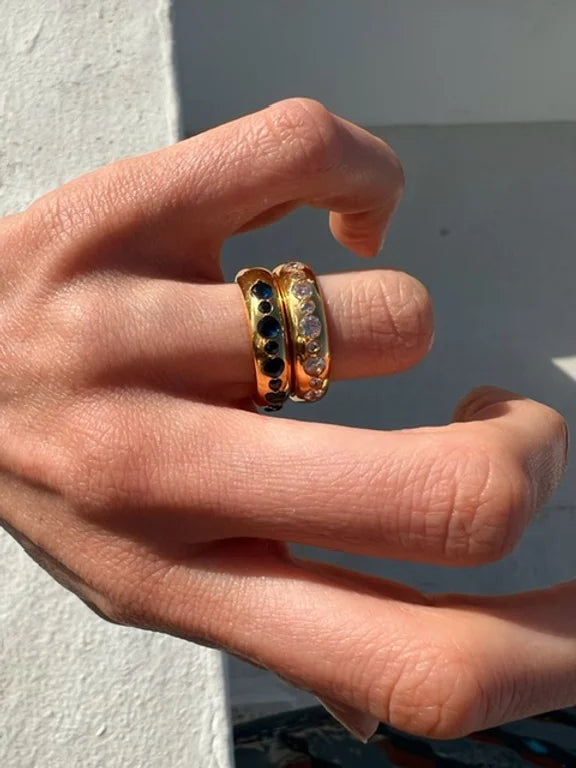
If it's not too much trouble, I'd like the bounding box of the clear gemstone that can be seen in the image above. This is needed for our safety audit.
[304,357,326,376]
[299,315,321,338]
[304,390,322,402]
[307,340,321,354]
[300,299,315,315]
[284,261,306,274]
[292,280,313,300]
[309,377,323,390]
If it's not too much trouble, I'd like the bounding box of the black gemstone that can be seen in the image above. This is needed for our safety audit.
[258,300,272,314]
[269,378,283,391]
[262,357,285,378]
[257,316,281,339]
[265,391,288,405]
[251,281,273,300]
[264,340,279,355]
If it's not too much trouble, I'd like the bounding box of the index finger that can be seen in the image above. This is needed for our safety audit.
[33,99,404,266]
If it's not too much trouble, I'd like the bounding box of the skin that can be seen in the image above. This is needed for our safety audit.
[0,97,572,742]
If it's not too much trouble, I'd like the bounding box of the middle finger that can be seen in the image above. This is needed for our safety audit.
[65,387,566,567]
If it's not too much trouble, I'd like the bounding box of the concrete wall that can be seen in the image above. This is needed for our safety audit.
[171,0,576,718]
[1,3,231,767]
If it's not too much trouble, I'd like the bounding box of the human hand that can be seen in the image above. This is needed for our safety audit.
[0,98,570,742]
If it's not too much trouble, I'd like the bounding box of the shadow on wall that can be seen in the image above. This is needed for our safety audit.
[181,113,576,592]
[171,5,576,596]
[172,0,576,724]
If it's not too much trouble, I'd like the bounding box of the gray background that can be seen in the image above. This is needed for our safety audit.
[172,1,576,717]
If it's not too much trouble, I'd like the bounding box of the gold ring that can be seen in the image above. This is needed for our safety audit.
[273,261,331,403]
[235,267,291,411]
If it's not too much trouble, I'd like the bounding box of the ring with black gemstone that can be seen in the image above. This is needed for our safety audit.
[273,261,331,403]
[235,267,291,412]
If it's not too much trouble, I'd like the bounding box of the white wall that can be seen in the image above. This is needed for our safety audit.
[1,3,231,766]
[174,0,576,132]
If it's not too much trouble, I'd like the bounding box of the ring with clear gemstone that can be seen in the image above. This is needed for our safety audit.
[292,280,314,300]
[306,340,321,355]
[300,299,315,315]
[304,390,322,401]
[304,357,326,376]
[309,377,324,390]
[299,315,322,339]
[284,261,306,274]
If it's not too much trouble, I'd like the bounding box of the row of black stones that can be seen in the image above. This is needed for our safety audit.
[251,280,288,411]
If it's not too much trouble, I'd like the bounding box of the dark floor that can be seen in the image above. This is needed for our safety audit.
[234,706,576,767]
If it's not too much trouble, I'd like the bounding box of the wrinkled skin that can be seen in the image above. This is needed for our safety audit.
[0,99,572,741]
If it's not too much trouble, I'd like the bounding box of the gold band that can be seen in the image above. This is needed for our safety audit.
[273,261,331,403]
[235,267,291,411]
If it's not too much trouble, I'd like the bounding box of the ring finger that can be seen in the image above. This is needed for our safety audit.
[44,266,433,401]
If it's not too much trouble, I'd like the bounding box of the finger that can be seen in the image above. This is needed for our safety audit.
[48,268,432,399]
[62,387,566,567]
[30,99,404,273]
[314,697,380,743]
[12,499,575,742]
[453,385,570,508]
[116,541,576,740]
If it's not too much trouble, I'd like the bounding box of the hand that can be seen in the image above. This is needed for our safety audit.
[0,98,570,742]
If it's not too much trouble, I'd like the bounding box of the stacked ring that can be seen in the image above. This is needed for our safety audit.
[273,261,331,403]
[235,267,292,412]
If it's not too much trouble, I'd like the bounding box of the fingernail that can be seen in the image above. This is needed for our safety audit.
[427,328,436,353]
[316,696,379,743]
[376,230,387,254]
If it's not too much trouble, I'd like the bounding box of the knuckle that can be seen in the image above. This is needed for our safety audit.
[445,438,528,564]
[50,284,109,372]
[24,169,140,271]
[107,560,205,641]
[397,436,528,565]
[103,567,164,629]
[262,97,342,176]
[376,639,486,738]
[61,399,152,510]
[26,185,98,251]
[340,622,486,739]
[473,441,531,560]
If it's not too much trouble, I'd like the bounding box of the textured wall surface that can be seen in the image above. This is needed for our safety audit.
[0,2,231,766]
